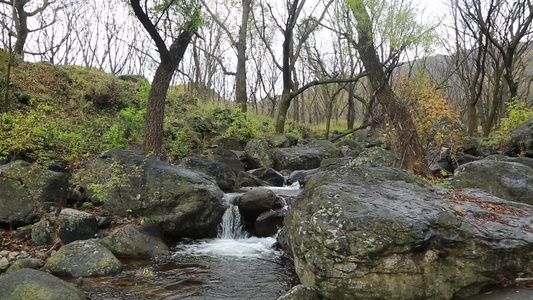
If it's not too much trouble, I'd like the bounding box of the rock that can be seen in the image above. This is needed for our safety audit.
[213,136,247,151]
[96,216,112,229]
[286,169,318,187]
[99,224,169,258]
[0,250,9,257]
[0,257,9,271]
[506,116,533,157]
[271,145,341,171]
[275,227,292,257]
[254,209,285,237]
[335,139,364,157]
[12,226,31,240]
[236,189,278,224]
[452,160,533,205]
[271,135,292,148]
[285,159,533,300]
[6,258,41,273]
[485,154,533,169]
[0,161,68,225]
[66,184,85,205]
[456,154,482,166]
[236,172,268,187]
[351,147,399,168]
[463,137,492,157]
[31,209,98,245]
[207,148,245,175]
[244,139,275,169]
[44,239,122,277]
[85,149,225,238]
[181,156,237,192]
[277,285,319,300]
[0,269,86,300]
[187,117,214,134]
[428,147,457,175]
[248,168,285,187]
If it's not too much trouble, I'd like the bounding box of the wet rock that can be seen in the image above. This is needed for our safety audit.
[236,172,268,187]
[485,154,533,169]
[506,116,533,157]
[285,159,533,300]
[213,136,247,151]
[254,209,285,237]
[0,161,68,225]
[244,139,275,169]
[286,169,318,187]
[248,168,285,187]
[6,258,42,273]
[0,268,86,300]
[85,149,225,238]
[207,148,245,175]
[275,227,292,257]
[31,208,98,245]
[271,145,341,171]
[452,160,533,205]
[182,155,237,192]
[236,189,277,221]
[44,239,122,277]
[277,285,319,300]
[99,224,169,258]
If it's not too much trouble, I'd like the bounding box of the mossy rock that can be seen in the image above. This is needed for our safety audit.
[0,268,86,300]
[99,224,169,258]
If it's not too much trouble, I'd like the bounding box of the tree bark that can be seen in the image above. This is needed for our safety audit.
[235,0,251,112]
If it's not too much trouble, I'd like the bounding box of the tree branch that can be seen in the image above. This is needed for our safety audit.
[289,73,367,101]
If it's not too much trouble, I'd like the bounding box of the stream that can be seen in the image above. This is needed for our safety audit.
[73,185,301,300]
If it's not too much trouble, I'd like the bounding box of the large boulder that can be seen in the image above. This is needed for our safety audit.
[0,161,68,225]
[236,172,268,187]
[254,209,285,237]
[277,285,319,300]
[31,208,98,245]
[485,154,533,169]
[286,169,318,187]
[452,160,533,205]
[99,224,169,258]
[0,268,86,300]
[85,149,225,238]
[44,239,122,277]
[271,145,341,171]
[213,136,246,151]
[236,189,278,218]
[181,156,237,192]
[244,139,275,169]
[207,148,245,175]
[285,160,533,300]
[335,139,364,157]
[506,116,533,157]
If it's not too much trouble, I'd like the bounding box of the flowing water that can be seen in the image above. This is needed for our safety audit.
[75,185,300,300]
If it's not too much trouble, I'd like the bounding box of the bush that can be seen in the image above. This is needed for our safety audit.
[223,108,260,142]
[488,97,533,147]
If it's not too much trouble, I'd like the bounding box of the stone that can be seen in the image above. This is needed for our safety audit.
[271,145,341,171]
[96,216,112,229]
[485,154,533,169]
[85,149,225,238]
[244,139,275,169]
[207,148,245,175]
[285,159,533,300]
[456,154,482,166]
[236,189,278,228]
[236,172,268,187]
[0,257,9,271]
[44,239,122,277]
[181,155,237,192]
[463,137,493,157]
[31,208,98,245]
[275,227,292,257]
[187,117,214,134]
[254,209,285,237]
[99,224,169,258]
[0,268,86,300]
[277,285,319,300]
[0,161,68,225]
[335,139,364,157]
[506,116,533,157]
[452,160,533,205]
[270,135,291,148]
[286,169,318,187]
[248,168,285,187]
[6,258,42,273]
[213,136,247,151]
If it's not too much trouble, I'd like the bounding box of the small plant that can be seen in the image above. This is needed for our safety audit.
[488,97,533,147]
[141,267,154,277]
[224,108,260,142]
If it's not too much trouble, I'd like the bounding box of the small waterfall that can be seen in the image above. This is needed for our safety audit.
[217,193,246,239]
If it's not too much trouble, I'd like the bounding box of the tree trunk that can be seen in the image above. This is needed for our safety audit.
[13,2,28,58]
[235,0,251,112]
[275,90,291,133]
[347,83,355,130]
[350,0,429,175]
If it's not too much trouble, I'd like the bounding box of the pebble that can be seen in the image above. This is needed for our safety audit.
[17,251,29,259]
[0,250,9,257]
[0,257,9,270]
[8,251,20,259]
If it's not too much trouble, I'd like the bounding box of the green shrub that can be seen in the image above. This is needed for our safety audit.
[224,108,260,142]
[488,97,533,146]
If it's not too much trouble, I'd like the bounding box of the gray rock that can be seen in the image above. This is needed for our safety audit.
[31,208,98,245]
[254,209,285,237]
[463,136,493,157]
[271,145,341,171]
[6,258,42,273]
[456,154,482,166]
[452,160,533,205]
[0,257,9,271]
[335,139,364,157]
[236,189,278,220]
[248,168,285,187]
[236,172,268,187]
[506,116,533,157]
[244,139,275,169]
[485,154,533,169]
[286,169,318,187]
[0,268,86,300]
[0,161,68,225]
[286,159,533,300]
[182,155,237,192]
[271,135,296,148]
[277,285,319,300]
[99,224,169,258]
[213,136,247,151]
[207,148,245,175]
[85,149,225,238]
[275,227,292,257]
[44,239,122,277]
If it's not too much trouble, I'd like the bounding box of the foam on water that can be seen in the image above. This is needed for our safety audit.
[173,237,277,258]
